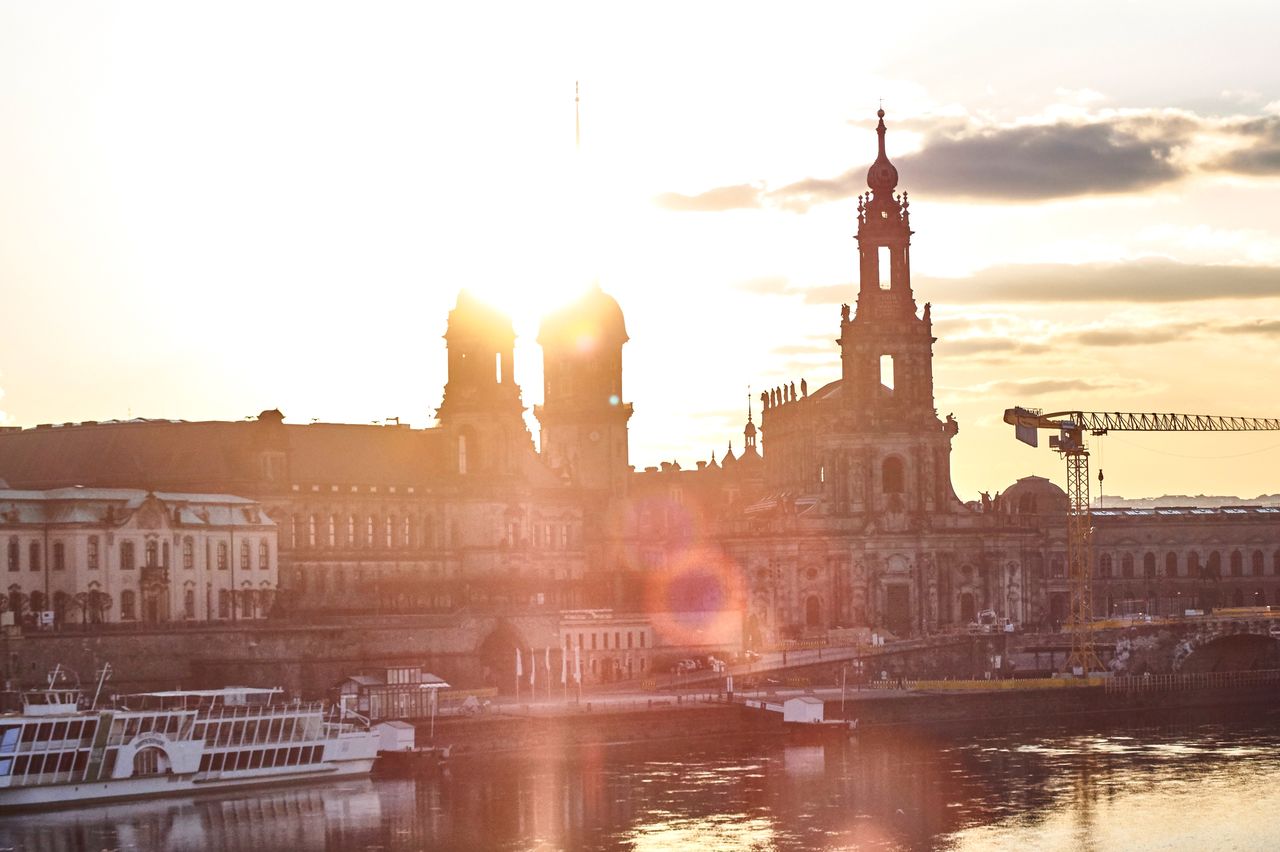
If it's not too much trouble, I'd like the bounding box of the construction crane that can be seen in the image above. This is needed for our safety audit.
[1002,407,1280,675]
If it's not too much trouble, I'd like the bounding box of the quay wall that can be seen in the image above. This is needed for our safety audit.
[0,615,558,697]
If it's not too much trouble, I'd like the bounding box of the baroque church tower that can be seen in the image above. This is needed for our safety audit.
[837,109,959,519]
[535,284,633,495]
[436,290,533,476]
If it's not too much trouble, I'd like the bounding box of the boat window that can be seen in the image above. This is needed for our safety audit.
[0,757,11,777]
[249,750,263,770]
[80,720,97,744]
[58,751,74,773]
[102,748,117,777]
[210,752,224,772]
[13,755,29,775]
[52,722,68,741]
[288,746,301,765]
[0,726,18,752]
[199,753,211,772]
[74,750,88,773]
[237,751,250,771]
[36,723,53,743]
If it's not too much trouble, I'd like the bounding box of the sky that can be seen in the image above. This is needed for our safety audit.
[3,2,1280,500]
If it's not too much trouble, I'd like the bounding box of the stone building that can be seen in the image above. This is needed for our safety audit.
[0,112,1276,643]
[0,488,276,626]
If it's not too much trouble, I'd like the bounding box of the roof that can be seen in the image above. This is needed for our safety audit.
[0,488,272,528]
[126,687,282,698]
[785,695,825,705]
[0,416,447,493]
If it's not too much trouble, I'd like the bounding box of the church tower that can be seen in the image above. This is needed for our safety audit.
[535,283,633,494]
[436,290,532,476]
[835,110,958,516]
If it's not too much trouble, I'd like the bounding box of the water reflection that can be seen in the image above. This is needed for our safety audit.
[3,709,1280,851]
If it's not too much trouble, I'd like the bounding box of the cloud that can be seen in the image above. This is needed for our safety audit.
[984,378,1128,397]
[1074,322,1201,347]
[735,275,791,295]
[653,184,762,212]
[936,338,1050,357]
[659,108,1280,212]
[1212,115,1280,176]
[920,260,1280,304]
[1219,319,1280,336]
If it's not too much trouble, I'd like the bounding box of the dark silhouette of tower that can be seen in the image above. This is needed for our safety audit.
[436,290,532,476]
[841,108,937,429]
[535,283,632,494]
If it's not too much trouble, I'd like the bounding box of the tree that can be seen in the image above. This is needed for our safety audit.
[73,591,90,624]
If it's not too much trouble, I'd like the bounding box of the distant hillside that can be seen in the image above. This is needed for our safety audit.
[1093,494,1280,509]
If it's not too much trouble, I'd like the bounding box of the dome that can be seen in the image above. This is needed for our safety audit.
[998,476,1068,515]
[866,109,899,196]
[446,290,515,342]
[538,282,628,348]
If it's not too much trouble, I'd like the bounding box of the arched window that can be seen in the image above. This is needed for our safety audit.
[120,590,137,620]
[386,516,394,548]
[805,595,821,628]
[1098,554,1113,578]
[366,516,376,547]
[1252,550,1265,576]
[328,515,337,547]
[1166,552,1178,578]
[458,431,470,475]
[183,537,194,570]
[348,515,357,546]
[308,515,318,548]
[882,457,905,494]
[183,588,196,619]
[290,515,301,549]
[28,542,40,571]
[403,516,412,547]
[1143,552,1156,579]
[1121,554,1134,579]
[1230,550,1243,577]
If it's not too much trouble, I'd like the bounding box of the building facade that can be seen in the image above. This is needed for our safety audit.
[0,112,1276,640]
[0,488,276,626]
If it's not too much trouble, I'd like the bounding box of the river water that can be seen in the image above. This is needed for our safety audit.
[4,707,1280,851]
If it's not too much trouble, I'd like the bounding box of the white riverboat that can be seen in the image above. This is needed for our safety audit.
[0,669,379,810]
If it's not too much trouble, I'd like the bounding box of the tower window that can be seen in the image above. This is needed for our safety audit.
[458,433,469,475]
[880,354,895,390]
[495,352,502,384]
[878,246,891,289]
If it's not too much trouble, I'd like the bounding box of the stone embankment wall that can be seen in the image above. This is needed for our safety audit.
[0,614,556,697]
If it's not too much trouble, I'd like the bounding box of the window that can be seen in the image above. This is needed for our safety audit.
[366,516,375,546]
[241,541,251,571]
[1253,550,1265,577]
[259,541,269,570]
[184,588,196,619]
[386,516,394,548]
[120,590,136,620]
[218,591,230,619]
[882,457,905,494]
[52,543,65,571]
[1098,554,1113,578]
[88,536,99,570]
[1188,552,1201,577]
[308,515,317,548]
[5,538,15,572]
[28,542,40,572]
[145,541,158,568]
[348,515,356,545]
[216,543,228,571]
[120,541,135,571]
[457,433,469,475]
[878,245,891,289]
[403,516,412,547]
[1166,552,1178,578]
[1230,550,1243,577]
[183,538,194,570]
[1121,554,1134,579]
[328,515,336,548]
[880,354,895,390]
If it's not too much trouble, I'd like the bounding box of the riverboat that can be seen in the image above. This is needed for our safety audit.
[0,668,378,810]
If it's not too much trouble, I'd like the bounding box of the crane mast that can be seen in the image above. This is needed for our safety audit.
[1003,408,1280,675]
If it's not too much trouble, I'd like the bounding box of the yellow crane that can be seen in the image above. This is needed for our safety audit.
[1002,407,1280,675]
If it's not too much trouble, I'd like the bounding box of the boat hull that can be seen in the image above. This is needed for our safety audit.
[0,756,376,811]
